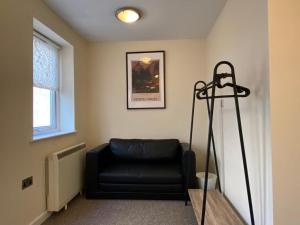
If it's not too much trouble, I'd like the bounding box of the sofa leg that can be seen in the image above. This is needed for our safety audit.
[184,191,188,206]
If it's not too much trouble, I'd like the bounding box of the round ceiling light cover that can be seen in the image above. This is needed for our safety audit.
[116,7,141,23]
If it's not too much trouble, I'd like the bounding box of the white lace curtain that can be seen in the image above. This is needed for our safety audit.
[33,35,59,90]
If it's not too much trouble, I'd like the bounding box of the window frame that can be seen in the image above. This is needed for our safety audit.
[33,31,61,136]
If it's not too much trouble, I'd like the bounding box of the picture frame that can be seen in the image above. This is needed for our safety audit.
[126,51,166,109]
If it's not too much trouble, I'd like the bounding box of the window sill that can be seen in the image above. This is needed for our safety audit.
[31,130,77,142]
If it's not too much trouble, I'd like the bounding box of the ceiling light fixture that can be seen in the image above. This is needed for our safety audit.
[116,7,141,24]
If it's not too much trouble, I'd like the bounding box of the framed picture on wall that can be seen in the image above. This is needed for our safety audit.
[126,51,166,109]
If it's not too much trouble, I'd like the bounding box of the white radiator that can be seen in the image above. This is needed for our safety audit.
[47,143,86,212]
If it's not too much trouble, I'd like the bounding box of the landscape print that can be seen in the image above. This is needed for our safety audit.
[131,59,160,101]
[127,51,165,109]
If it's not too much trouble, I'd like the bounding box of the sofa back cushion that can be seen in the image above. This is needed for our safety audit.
[109,139,180,162]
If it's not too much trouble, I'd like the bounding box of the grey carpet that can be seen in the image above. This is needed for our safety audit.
[42,196,197,225]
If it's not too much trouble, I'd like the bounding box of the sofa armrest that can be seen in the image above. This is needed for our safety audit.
[85,143,109,196]
[181,143,196,190]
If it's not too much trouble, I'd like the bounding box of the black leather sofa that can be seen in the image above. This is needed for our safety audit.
[85,138,196,201]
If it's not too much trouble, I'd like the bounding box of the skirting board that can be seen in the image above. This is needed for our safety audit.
[29,211,52,225]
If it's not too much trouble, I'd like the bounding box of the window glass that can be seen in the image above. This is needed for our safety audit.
[33,87,52,128]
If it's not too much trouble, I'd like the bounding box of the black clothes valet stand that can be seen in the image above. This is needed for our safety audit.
[188,61,255,225]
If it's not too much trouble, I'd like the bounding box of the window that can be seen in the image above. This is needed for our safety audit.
[33,32,60,135]
[33,18,75,141]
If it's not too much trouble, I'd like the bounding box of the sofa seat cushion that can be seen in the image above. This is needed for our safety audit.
[98,183,183,193]
[98,163,182,184]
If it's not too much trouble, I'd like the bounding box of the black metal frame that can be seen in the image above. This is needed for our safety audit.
[189,61,255,225]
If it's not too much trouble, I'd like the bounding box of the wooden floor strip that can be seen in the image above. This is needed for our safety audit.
[188,189,245,225]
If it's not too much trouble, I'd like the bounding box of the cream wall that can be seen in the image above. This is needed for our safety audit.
[269,1,300,224]
[87,40,208,169]
[205,0,272,224]
[0,0,88,225]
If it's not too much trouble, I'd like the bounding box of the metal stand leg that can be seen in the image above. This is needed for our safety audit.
[189,81,201,151]
[190,82,222,193]
[201,79,217,225]
[204,92,222,193]
[186,82,200,206]
[231,66,255,225]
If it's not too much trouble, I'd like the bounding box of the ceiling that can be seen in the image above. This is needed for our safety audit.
[44,0,227,42]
